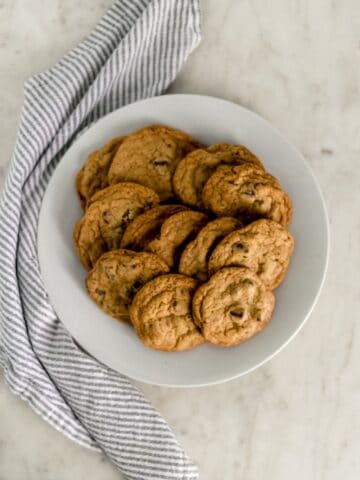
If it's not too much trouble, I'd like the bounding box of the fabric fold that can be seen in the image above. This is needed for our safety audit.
[0,1,201,478]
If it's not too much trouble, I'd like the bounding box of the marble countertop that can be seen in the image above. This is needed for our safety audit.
[1,1,359,479]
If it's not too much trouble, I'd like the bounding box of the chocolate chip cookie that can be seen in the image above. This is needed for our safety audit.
[178,217,242,281]
[208,219,294,289]
[130,274,204,351]
[108,125,200,201]
[86,249,169,323]
[76,136,124,208]
[173,144,264,207]
[202,164,292,226]
[73,182,159,270]
[207,143,263,163]
[120,204,188,250]
[192,267,275,347]
[145,210,208,269]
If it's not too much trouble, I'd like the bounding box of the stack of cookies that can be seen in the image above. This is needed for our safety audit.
[73,125,294,352]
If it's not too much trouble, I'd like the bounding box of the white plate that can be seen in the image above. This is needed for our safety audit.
[38,94,329,387]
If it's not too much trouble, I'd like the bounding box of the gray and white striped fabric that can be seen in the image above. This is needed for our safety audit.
[0,1,201,478]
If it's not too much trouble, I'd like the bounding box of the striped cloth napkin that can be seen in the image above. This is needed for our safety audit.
[0,1,201,479]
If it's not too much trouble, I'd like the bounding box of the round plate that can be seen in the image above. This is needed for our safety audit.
[38,94,329,387]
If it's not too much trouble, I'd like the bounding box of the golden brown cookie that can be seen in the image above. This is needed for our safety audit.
[86,249,169,323]
[145,210,208,269]
[76,136,124,208]
[208,219,294,289]
[108,125,200,201]
[173,144,264,207]
[192,267,275,347]
[178,217,242,281]
[202,164,292,226]
[120,204,188,250]
[73,182,159,270]
[130,274,204,351]
[207,143,263,163]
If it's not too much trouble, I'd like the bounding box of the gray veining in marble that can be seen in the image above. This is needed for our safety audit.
[0,0,360,479]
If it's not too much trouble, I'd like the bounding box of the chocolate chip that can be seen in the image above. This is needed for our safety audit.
[230,308,244,319]
[153,159,170,167]
[132,280,142,290]
[95,288,105,296]
[127,280,143,300]
[232,242,249,253]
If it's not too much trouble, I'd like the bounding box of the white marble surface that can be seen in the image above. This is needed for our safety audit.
[0,0,359,479]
